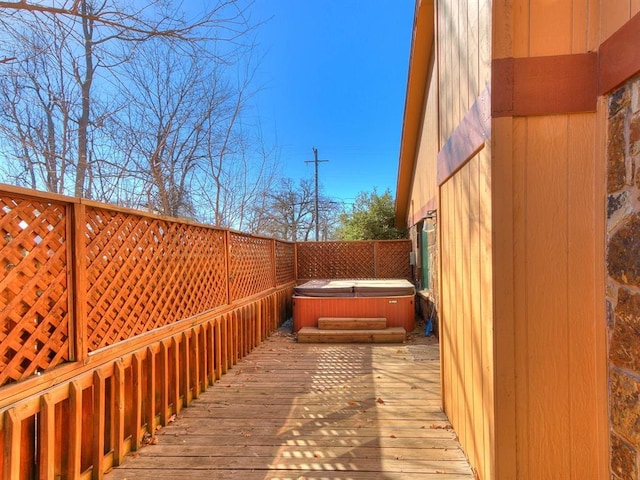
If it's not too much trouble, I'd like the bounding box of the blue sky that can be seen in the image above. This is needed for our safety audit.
[249,1,415,208]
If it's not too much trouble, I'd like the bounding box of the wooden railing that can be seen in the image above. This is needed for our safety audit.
[0,185,295,480]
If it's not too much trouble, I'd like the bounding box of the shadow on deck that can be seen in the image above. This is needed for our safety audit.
[104,327,474,480]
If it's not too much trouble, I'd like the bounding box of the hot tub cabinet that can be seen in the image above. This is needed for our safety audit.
[292,279,415,332]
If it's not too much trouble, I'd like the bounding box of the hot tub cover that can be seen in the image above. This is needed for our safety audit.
[293,279,355,297]
[294,279,415,298]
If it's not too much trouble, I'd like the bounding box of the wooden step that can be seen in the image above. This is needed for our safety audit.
[317,317,387,330]
[297,327,406,344]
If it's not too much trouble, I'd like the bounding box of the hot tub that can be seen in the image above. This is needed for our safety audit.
[292,279,415,332]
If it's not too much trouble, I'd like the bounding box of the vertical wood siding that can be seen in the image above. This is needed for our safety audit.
[434,1,493,479]
[491,1,609,478]
[493,112,607,479]
[437,0,491,148]
[439,150,493,480]
[600,0,640,40]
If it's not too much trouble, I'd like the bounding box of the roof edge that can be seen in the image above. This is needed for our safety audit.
[394,0,435,229]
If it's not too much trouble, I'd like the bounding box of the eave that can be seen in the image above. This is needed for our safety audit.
[394,0,434,229]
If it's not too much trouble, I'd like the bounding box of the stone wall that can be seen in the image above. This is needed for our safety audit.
[607,73,640,479]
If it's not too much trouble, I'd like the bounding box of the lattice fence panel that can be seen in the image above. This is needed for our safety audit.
[229,233,274,301]
[0,195,69,387]
[85,207,228,351]
[275,240,295,286]
[375,240,412,279]
[296,241,376,279]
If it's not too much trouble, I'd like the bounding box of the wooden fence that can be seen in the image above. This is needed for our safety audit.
[0,185,295,480]
[296,240,412,281]
[0,185,410,480]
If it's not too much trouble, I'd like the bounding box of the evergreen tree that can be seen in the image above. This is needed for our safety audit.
[336,188,404,240]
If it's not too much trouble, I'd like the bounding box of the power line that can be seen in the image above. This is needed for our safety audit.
[305,147,328,241]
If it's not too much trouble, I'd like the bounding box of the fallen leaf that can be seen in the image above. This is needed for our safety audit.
[390,434,397,438]
[376,397,385,404]
[429,423,454,430]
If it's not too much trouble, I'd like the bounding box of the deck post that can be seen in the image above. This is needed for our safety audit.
[39,394,56,480]
[70,202,88,363]
[92,370,105,479]
[113,360,125,466]
[3,408,21,480]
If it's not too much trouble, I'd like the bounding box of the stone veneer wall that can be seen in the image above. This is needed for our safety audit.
[607,73,640,479]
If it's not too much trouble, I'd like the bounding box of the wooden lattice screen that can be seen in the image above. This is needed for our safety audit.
[0,187,299,388]
[228,232,274,301]
[275,240,295,286]
[375,240,412,279]
[85,206,229,351]
[296,240,412,280]
[0,194,70,386]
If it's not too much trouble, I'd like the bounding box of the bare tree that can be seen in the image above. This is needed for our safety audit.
[0,19,80,193]
[252,178,339,241]
[0,0,257,200]
[115,39,214,217]
[196,118,280,229]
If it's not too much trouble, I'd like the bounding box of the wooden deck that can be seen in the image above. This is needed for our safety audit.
[105,332,474,480]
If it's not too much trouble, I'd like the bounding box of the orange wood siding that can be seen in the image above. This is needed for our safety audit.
[491,2,608,478]
[492,112,608,480]
[437,0,491,149]
[403,0,619,477]
[408,51,438,226]
[439,150,493,480]
[432,1,494,479]
[600,0,640,40]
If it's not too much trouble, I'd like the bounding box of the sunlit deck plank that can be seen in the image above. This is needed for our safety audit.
[105,335,474,480]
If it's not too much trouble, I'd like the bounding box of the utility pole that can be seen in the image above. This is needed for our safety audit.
[305,147,328,241]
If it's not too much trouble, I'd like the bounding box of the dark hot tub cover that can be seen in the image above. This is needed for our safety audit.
[294,279,415,298]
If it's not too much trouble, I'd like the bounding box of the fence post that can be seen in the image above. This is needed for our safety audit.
[3,408,21,480]
[294,242,298,282]
[373,241,379,278]
[271,239,277,288]
[225,230,232,305]
[70,202,87,362]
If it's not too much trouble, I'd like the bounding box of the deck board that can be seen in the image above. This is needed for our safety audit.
[105,333,474,480]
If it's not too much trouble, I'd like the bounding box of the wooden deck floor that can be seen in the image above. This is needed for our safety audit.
[105,332,474,480]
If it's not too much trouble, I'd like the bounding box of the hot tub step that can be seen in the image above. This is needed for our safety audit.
[317,317,387,330]
[297,327,406,344]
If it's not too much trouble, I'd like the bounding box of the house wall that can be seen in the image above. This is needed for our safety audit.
[434,0,494,479]
[492,113,608,480]
[401,1,640,478]
[440,150,493,479]
[407,48,440,328]
[407,50,438,227]
[491,1,608,478]
[606,74,640,479]
[599,0,640,40]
